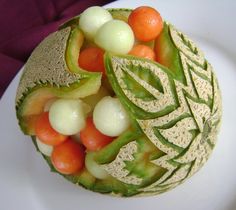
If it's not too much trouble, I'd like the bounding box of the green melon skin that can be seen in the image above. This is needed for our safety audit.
[16,8,222,197]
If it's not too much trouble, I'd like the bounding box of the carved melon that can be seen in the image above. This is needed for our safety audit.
[15,8,222,197]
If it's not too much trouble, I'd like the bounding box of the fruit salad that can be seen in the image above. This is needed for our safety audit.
[15,6,222,196]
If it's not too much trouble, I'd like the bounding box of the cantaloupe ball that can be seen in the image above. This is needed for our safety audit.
[94,20,134,54]
[49,99,86,135]
[93,96,130,137]
[36,137,53,156]
[79,6,112,40]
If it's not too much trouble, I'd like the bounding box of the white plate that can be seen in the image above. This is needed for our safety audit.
[1,0,236,209]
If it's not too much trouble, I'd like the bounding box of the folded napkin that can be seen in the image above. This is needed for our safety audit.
[0,0,113,97]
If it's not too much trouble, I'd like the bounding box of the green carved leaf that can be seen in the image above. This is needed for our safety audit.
[105,53,179,120]
[122,70,157,101]
[124,136,167,187]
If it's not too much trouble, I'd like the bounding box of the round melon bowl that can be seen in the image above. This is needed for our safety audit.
[15,6,222,197]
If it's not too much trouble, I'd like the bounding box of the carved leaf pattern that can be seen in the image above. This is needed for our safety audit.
[105,23,222,194]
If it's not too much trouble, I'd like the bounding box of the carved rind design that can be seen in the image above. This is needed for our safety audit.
[169,24,205,66]
[159,117,197,148]
[15,27,82,105]
[102,141,142,185]
[111,58,176,113]
[108,23,222,194]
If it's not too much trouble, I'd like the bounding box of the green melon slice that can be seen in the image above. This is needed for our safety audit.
[16,8,222,197]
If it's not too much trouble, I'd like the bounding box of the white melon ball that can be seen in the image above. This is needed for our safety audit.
[95,20,134,54]
[49,99,86,135]
[36,138,53,157]
[85,152,109,179]
[79,6,112,40]
[93,96,130,137]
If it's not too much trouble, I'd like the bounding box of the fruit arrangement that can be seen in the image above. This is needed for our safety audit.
[15,6,222,196]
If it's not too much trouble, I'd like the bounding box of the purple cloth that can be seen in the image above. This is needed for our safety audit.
[0,0,113,97]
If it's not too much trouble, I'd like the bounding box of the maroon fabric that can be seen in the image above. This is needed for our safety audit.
[0,0,113,97]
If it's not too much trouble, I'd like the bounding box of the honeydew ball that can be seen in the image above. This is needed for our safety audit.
[36,137,53,156]
[49,99,86,135]
[94,20,134,54]
[79,6,112,40]
[93,96,130,137]
[85,152,109,179]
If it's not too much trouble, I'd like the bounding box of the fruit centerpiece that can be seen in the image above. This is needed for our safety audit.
[15,6,222,196]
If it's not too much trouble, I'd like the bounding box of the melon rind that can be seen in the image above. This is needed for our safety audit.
[16,27,77,104]
[103,22,222,195]
[16,27,101,134]
[16,8,222,197]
